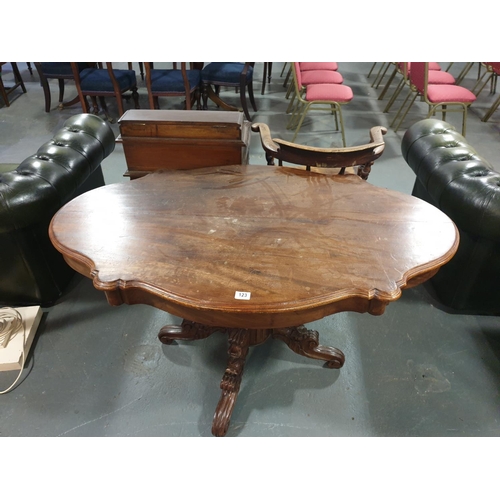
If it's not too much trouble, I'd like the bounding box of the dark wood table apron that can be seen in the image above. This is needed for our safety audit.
[49,165,459,436]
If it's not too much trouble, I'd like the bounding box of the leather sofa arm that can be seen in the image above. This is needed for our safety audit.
[0,114,115,234]
[401,118,500,243]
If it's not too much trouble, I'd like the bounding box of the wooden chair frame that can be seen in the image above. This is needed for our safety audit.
[144,62,201,110]
[201,62,257,121]
[252,122,387,181]
[71,62,139,118]
[0,62,26,107]
[34,62,82,112]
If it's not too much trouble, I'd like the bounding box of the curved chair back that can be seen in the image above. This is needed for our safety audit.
[252,122,386,180]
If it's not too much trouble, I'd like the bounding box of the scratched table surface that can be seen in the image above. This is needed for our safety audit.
[49,164,459,329]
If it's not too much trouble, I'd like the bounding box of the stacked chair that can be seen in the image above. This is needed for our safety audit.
[286,62,353,145]
[391,62,476,136]
[384,63,456,130]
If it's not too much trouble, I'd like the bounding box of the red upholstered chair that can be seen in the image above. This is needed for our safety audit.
[286,62,353,145]
[387,63,456,127]
[394,62,476,135]
[299,62,339,72]
[285,63,344,102]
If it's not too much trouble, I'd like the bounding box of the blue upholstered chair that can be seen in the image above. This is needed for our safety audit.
[144,62,202,110]
[71,62,139,119]
[34,62,88,112]
[201,62,257,121]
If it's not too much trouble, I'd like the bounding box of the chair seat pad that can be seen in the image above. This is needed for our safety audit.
[79,68,136,92]
[201,63,253,85]
[427,70,455,85]
[300,70,344,85]
[300,62,339,71]
[305,83,353,102]
[40,62,88,77]
[150,69,201,92]
[427,85,477,103]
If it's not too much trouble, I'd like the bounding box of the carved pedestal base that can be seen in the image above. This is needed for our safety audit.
[158,320,345,437]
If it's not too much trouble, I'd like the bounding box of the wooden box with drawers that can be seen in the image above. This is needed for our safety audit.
[117,110,250,179]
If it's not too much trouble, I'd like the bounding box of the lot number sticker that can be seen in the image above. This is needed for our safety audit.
[234,291,251,300]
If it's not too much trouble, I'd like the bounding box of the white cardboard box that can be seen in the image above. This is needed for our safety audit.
[0,306,42,371]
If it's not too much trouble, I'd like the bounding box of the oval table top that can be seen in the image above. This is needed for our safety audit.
[49,165,459,328]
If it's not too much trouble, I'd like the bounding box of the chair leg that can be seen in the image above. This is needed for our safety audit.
[0,76,10,106]
[201,83,209,110]
[239,85,251,121]
[247,81,257,112]
[367,62,378,78]
[11,63,26,93]
[378,66,398,100]
[286,89,297,113]
[291,104,310,141]
[283,66,292,88]
[89,96,99,113]
[455,62,474,85]
[131,87,140,109]
[384,78,405,113]
[115,95,125,117]
[287,100,299,129]
[57,79,65,108]
[335,105,347,147]
[371,62,389,88]
[287,100,304,130]
[462,106,468,136]
[392,91,418,132]
[482,92,500,122]
[40,74,51,112]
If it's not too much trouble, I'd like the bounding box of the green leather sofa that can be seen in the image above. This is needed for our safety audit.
[0,113,115,306]
[402,118,500,315]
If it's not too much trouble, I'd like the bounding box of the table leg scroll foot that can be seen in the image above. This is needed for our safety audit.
[272,325,345,369]
[212,329,250,437]
[158,319,218,345]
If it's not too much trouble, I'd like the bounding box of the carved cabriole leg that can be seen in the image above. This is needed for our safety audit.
[158,319,220,344]
[271,325,345,369]
[212,329,251,437]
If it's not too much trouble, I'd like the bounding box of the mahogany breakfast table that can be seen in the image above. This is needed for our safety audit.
[49,164,459,437]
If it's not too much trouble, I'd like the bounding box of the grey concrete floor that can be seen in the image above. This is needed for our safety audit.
[1,63,499,444]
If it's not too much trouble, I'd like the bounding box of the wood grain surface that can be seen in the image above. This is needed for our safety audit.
[49,165,459,328]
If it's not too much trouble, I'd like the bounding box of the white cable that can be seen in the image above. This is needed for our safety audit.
[0,307,26,394]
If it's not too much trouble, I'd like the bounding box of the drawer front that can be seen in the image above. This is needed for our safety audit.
[120,122,242,140]
[122,140,247,172]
